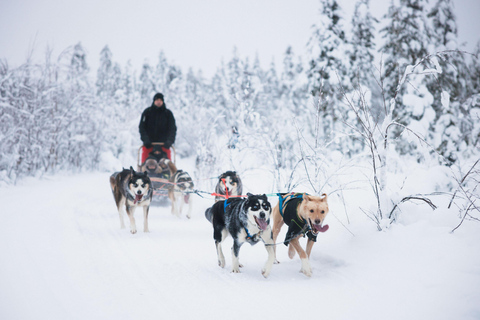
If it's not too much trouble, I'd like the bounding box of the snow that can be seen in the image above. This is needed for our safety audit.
[1,157,479,320]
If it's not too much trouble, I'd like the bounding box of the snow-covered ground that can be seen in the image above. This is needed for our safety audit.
[1,157,479,320]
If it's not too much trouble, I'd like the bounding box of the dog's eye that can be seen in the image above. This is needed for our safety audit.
[134,183,138,188]
[262,203,270,210]
[321,210,325,214]
[141,184,146,188]
[310,209,314,213]
[252,204,259,210]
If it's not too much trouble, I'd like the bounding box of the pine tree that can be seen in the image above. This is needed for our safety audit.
[426,0,468,111]
[379,0,429,118]
[307,0,350,139]
[139,60,155,103]
[96,45,114,97]
[349,0,377,90]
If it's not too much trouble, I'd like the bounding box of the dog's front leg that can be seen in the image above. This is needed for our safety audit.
[178,194,185,217]
[261,228,275,278]
[290,238,312,277]
[271,206,284,264]
[231,240,243,273]
[118,199,126,229]
[126,205,137,234]
[186,197,192,219]
[306,238,315,258]
[143,205,150,233]
[169,191,176,216]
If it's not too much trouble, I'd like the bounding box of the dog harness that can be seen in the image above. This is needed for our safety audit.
[278,193,317,246]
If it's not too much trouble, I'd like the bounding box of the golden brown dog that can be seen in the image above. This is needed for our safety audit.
[272,193,329,277]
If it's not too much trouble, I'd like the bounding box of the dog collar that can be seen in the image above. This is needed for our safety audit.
[244,227,260,241]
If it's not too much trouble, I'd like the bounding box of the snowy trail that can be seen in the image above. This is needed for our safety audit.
[1,171,480,320]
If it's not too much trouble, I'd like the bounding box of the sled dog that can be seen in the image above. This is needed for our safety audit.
[168,170,194,219]
[215,171,243,202]
[110,166,153,234]
[205,193,275,278]
[271,193,329,277]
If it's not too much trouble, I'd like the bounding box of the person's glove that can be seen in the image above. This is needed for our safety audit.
[144,139,152,149]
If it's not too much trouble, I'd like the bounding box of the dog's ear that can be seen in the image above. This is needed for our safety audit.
[302,193,310,202]
[247,192,253,197]
[320,193,328,201]
[261,194,268,200]
[129,166,135,174]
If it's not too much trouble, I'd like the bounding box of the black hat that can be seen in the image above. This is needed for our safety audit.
[153,93,164,101]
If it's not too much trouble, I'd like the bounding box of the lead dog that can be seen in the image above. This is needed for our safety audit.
[205,193,275,278]
[271,193,329,277]
[168,170,194,219]
[110,166,153,234]
[215,171,243,202]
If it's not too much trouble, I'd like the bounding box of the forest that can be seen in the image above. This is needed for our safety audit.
[1,0,479,230]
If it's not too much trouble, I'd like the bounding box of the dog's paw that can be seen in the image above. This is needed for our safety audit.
[130,228,137,234]
[274,259,280,264]
[218,260,225,268]
[262,268,271,278]
[300,258,312,277]
[300,268,312,277]
[231,268,241,273]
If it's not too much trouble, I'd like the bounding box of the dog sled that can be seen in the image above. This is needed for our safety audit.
[137,142,177,205]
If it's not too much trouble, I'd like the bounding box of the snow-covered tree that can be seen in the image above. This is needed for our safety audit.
[96,45,114,97]
[307,0,350,140]
[349,0,377,90]
[426,0,468,115]
[138,60,155,103]
[379,0,429,112]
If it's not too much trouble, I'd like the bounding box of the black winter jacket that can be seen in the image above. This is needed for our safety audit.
[282,197,317,246]
[139,104,176,147]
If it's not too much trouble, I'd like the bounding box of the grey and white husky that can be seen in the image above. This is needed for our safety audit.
[205,193,275,278]
[110,166,153,234]
[168,169,194,219]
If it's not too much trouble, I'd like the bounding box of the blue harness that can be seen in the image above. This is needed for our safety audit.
[278,193,305,218]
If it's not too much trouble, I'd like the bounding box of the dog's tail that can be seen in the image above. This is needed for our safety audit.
[205,207,213,223]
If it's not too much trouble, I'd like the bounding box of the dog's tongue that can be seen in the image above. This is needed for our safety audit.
[184,194,190,204]
[255,217,268,231]
[134,194,143,204]
[313,224,329,233]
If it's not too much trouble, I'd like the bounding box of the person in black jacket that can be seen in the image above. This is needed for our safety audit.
[139,93,177,162]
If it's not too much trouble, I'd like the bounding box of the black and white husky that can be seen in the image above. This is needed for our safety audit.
[110,166,153,234]
[168,170,194,219]
[215,171,243,202]
[205,193,275,278]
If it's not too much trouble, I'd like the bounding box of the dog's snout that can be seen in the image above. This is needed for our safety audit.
[137,190,142,195]
[259,212,265,219]
[315,219,321,225]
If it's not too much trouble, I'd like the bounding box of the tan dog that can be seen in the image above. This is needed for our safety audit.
[272,193,329,277]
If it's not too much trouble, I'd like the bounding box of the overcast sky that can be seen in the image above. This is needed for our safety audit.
[1,0,479,78]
